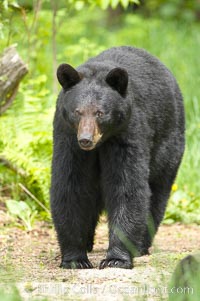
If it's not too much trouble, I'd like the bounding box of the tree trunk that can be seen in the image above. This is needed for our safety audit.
[0,46,28,115]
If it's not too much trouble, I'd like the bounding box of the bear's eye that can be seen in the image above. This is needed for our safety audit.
[74,109,81,116]
[96,111,104,118]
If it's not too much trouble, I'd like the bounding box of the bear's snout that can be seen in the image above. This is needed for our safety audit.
[77,117,102,150]
[79,136,93,149]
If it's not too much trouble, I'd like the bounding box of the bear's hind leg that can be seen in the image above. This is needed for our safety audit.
[141,172,178,255]
[141,131,185,256]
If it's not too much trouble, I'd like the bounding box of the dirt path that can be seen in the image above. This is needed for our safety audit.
[0,215,199,301]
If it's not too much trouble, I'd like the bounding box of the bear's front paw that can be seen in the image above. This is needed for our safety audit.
[99,258,133,269]
[60,259,93,269]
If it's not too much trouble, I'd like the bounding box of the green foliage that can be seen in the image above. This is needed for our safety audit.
[0,1,19,39]
[0,0,20,10]
[97,0,140,9]
[68,0,140,10]
[165,188,200,224]
[6,199,37,230]
[0,286,48,301]
[0,287,22,301]
[1,74,53,207]
[169,254,200,301]
[140,0,199,22]
[0,6,199,224]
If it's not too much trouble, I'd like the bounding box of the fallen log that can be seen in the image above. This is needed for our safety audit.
[0,45,28,114]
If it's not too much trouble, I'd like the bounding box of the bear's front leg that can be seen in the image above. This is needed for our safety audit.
[99,143,151,269]
[51,136,100,269]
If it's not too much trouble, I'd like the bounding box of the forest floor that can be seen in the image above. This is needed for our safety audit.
[0,211,199,301]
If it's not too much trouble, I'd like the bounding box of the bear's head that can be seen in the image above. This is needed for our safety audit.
[57,63,131,151]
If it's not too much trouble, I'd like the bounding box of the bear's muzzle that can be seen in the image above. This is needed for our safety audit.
[77,117,102,150]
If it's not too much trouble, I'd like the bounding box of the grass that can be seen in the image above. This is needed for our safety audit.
[0,8,200,223]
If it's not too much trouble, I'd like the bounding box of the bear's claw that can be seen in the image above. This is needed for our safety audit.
[60,259,93,269]
[99,258,133,269]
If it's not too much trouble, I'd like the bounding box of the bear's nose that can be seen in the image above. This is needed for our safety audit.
[79,138,93,148]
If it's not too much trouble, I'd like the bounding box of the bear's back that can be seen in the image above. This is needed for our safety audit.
[81,46,177,96]
[86,46,170,77]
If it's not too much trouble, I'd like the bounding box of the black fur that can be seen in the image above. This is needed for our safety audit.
[105,67,128,96]
[57,63,81,90]
[51,46,185,269]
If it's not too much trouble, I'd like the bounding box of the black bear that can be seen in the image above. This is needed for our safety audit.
[50,46,185,269]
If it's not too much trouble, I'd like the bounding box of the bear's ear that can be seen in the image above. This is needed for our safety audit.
[57,63,82,90]
[105,68,128,97]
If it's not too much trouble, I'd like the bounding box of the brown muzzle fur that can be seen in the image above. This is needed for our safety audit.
[77,117,102,150]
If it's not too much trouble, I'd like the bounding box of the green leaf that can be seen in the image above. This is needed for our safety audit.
[10,1,21,9]
[111,0,119,9]
[74,1,85,11]
[3,0,8,10]
[171,190,188,202]
[100,0,110,10]
[6,200,34,231]
[6,200,26,216]
[132,0,140,4]
[120,0,129,9]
